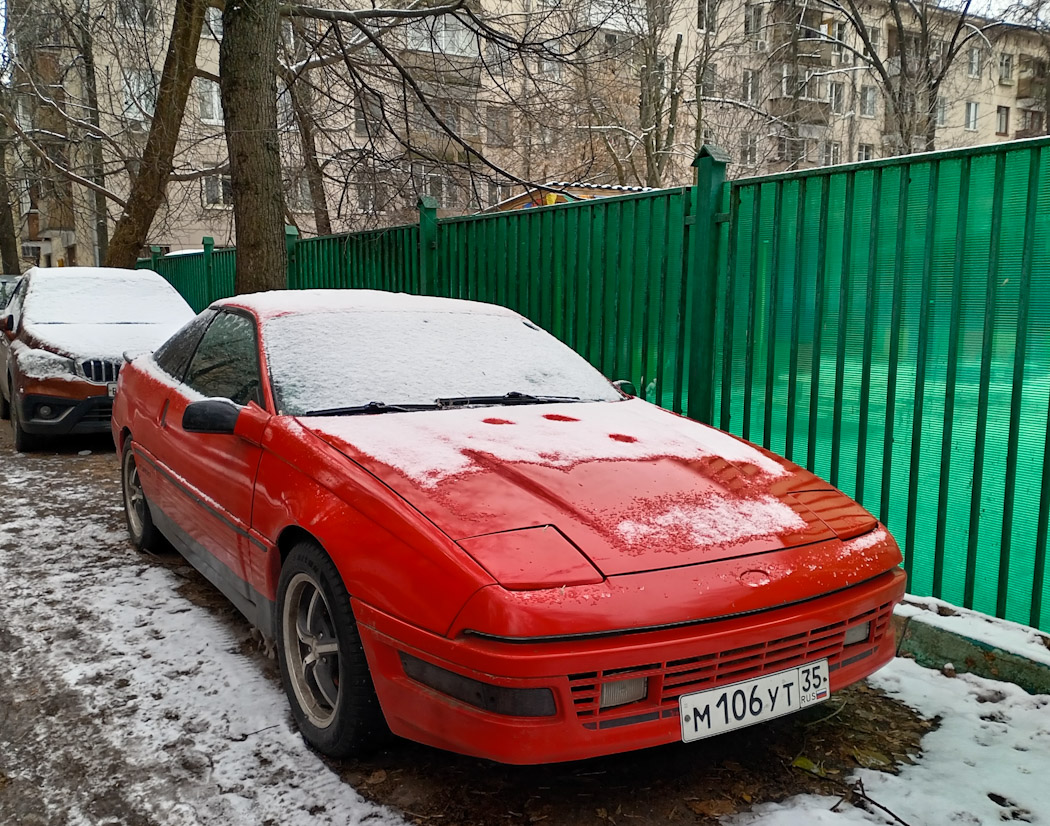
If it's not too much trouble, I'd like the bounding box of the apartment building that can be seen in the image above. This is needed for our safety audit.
[3,0,1046,266]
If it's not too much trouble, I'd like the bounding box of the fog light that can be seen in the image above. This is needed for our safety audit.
[599,677,647,709]
[844,622,871,646]
[37,404,54,419]
[399,652,556,717]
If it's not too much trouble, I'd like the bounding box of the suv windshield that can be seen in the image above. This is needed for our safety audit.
[263,309,621,416]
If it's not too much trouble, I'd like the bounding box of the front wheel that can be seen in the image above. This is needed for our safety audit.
[10,396,40,452]
[276,541,386,758]
[0,377,10,420]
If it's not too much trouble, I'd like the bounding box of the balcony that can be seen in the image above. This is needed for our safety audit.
[767,95,831,124]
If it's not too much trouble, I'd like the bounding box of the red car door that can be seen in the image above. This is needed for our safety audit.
[146,310,267,605]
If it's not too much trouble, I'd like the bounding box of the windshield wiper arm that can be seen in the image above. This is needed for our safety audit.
[436,392,581,408]
[303,401,440,416]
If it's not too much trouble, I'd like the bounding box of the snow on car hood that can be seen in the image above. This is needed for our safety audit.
[22,320,190,360]
[304,399,846,576]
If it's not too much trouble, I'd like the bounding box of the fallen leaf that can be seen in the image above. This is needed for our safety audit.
[853,748,892,768]
[366,769,387,785]
[791,756,828,777]
[686,800,737,817]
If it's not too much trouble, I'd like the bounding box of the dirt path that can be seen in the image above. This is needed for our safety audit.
[0,427,932,826]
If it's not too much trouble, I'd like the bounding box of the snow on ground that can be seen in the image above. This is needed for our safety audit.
[0,450,401,826]
[1,438,1048,825]
[730,658,1049,825]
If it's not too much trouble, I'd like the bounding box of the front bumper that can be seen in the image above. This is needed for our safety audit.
[17,391,115,435]
[355,567,907,764]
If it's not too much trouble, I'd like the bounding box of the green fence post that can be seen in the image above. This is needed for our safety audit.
[418,196,438,295]
[687,145,730,426]
[202,236,214,309]
[285,225,299,289]
[149,245,162,272]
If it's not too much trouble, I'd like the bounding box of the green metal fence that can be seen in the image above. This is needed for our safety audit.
[138,138,1050,632]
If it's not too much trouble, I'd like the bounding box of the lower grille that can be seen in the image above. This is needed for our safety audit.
[568,600,894,722]
[81,359,120,383]
[81,399,114,423]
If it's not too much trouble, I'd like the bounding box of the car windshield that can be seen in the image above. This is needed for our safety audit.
[263,309,622,415]
[24,270,189,325]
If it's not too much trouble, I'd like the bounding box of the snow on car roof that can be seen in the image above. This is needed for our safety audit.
[217,289,522,320]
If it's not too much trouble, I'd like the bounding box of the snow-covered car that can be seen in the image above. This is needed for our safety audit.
[112,289,906,765]
[0,267,194,451]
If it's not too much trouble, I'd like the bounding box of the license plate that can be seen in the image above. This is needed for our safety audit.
[107,382,118,397]
[680,659,829,742]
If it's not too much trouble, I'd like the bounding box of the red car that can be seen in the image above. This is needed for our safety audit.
[112,290,905,765]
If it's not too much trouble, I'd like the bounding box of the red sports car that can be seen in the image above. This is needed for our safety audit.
[112,290,905,765]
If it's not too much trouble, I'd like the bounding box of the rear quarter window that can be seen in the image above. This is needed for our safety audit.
[152,309,217,382]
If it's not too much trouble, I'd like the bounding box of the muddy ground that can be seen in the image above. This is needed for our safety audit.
[0,425,934,825]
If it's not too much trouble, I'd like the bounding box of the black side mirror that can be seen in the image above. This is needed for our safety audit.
[612,379,636,397]
[183,398,241,434]
[1,315,12,333]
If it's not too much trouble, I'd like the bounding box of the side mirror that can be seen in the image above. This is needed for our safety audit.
[612,379,636,398]
[183,398,241,434]
[1,315,12,333]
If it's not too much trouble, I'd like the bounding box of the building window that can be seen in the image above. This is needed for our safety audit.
[968,47,982,78]
[742,68,758,103]
[964,101,979,131]
[744,5,762,38]
[863,24,881,58]
[203,6,223,39]
[829,81,844,114]
[196,79,223,124]
[999,53,1014,83]
[740,134,758,165]
[860,85,877,117]
[122,68,157,121]
[702,127,715,145]
[699,0,717,32]
[486,107,513,147]
[777,136,806,162]
[287,177,313,213]
[821,140,841,166]
[203,174,233,207]
[996,106,1009,135]
[116,0,156,28]
[1021,109,1044,133]
[701,64,718,97]
[406,15,478,57]
[832,21,848,60]
[936,97,947,126]
[858,143,875,162]
[354,90,383,136]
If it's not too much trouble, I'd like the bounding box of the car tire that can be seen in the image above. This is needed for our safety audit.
[10,395,40,452]
[276,540,387,758]
[121,440,167,554]
[0,386,9,420]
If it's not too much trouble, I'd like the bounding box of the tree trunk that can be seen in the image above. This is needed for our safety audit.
[0,123,22,274]
[221,0,287,294]
[290,79,332,236]
[78,13,110,265]
[106,0,208,268]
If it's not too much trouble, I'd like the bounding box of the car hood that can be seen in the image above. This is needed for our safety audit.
[22,321,184,361]
[303,399,870,577]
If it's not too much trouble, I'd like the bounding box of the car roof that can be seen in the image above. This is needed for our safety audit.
[215,289,523,321]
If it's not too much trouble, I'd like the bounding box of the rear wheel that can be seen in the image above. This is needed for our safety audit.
[276,540,386,758]
[10,395,40,452]
[121,440,166,554]
[0,374,10,420]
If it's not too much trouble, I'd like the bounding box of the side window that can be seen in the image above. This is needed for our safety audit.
[183,312,263,406]
[153,309,216,381]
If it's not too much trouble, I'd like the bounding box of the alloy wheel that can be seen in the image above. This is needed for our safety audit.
[282,572,342,728]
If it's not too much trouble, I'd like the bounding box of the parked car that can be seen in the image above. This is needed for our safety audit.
[0,267,194,451]
[112,290,906,765]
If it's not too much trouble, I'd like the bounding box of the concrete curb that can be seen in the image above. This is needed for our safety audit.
[893,613,1050,696]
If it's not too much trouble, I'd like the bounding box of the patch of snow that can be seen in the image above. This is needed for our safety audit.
[164,248,205,257]
[133,354,207,402]
[226,287,523,319]
[843,527,888,552]
[22,266,193,327]
[14,345,78,380]
[309,398,787,486]
[264,307,621,415]
[617,493,806,546]
[896,595,1050,669]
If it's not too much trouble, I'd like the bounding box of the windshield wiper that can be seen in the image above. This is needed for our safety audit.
[303,401,440,416]
[436,392,581,408]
